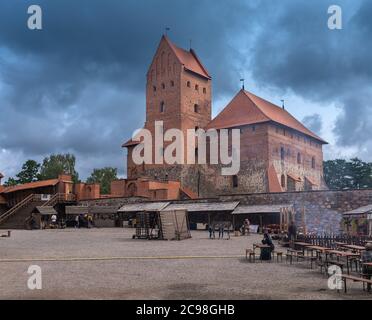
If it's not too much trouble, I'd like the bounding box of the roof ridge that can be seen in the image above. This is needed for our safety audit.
[243,89,326,143]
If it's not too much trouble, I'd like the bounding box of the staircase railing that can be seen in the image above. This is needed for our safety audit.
[41,193,76,207]
[0,194,37,225]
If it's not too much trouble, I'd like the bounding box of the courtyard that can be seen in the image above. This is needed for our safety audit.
[0,228,371,300]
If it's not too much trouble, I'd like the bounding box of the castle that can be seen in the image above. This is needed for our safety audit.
[121,35,328,199]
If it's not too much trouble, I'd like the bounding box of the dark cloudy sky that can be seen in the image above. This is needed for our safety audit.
[1,0,371,181]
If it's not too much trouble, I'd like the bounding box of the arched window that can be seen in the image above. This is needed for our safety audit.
[127,183,137,197]
[194,104,200,113]
[232,175,238,188]
[281,174,286,188]
[280,147,285,160]
[187,81,191,88]
[297,153,301,164]
[312,157,316,169]
[195,84,199,91]
[160,101,165,113]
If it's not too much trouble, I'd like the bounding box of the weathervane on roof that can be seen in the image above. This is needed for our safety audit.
[165,27,170,36]
[281,99,285,110]
[240,78,245,90]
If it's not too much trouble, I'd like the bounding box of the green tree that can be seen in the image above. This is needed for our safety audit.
[38,153,79,182]
[324,158,372,190]
[15,160,40,184]
[86,167,118,194]
[3,177,18,187]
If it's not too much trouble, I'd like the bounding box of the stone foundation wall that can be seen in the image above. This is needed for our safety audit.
[78,189,372,235]
[220,189,372,234]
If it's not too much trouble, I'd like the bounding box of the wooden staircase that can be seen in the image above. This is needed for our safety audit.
[0,194,43,229]
[41,193,76,207]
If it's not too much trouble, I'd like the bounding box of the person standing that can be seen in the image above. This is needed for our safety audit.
[288,221,297,248]
[361,243,372,292]
[218,224,224,239]
[244,219,250,236]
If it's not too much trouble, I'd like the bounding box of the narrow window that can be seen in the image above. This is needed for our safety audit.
[195,126,199,132]
[161,83,165,89]
[194,104,200,113]
[203,88,206,94]
[232,175,238,188]
[280,147,285,160]
[170,80,174,87]
[187,81,191,88]
[153,86,157,92]
[281,174,286,188]
[312,157,316,169]
[195,84,199,91]
[160,101,165,113]
[297,153,301,164]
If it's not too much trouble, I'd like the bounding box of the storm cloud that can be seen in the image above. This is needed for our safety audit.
[0,0,371,180]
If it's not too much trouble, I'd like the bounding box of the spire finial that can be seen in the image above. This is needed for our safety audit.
[165,27,170,36]
[240,78,245,90]
[281,99,285,109]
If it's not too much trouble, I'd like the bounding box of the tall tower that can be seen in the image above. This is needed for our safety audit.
[124,35,211,184]
[145,35,212,139]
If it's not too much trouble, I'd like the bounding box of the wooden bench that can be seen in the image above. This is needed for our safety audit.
[341,274,372,293]
[245,249,255,263]
[272,251,283,262]
[286,249,304,265]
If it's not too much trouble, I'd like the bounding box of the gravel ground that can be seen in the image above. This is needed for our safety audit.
[0,228,371,300]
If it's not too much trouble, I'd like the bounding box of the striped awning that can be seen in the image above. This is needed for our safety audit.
[162,201,239,212]
[35,206,57,216]
[232,204,291,215]
[65,206,89,215]
[118,202,170,213]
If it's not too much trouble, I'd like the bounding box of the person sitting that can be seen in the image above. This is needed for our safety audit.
[260,229,275,261]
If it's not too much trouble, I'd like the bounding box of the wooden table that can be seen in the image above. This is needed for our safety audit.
[326,250,360,274]
[306,245,331,255]
[294,242,312,255]
[341,244,365,252]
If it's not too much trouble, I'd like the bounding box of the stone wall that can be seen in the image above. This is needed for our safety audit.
[79,189,372,234]
[78,196,146,207]
[220,189,372,234]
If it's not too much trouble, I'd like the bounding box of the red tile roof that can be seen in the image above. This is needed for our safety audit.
[207,89,327,144]
[2,179,59,194]
[163,36,211,79]
[122,138,140,148]
[267,165,283,193]
[287,173,302,182]
[305,176,318,186]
